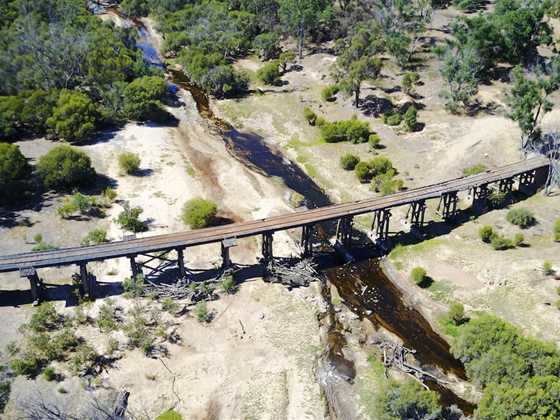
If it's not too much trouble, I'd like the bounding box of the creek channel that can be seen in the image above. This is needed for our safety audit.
[101,5,476,414]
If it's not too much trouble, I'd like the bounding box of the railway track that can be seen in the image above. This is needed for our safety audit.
[0,157,549,273]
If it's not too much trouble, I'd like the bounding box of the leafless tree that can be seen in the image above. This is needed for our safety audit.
[530,132,560,195]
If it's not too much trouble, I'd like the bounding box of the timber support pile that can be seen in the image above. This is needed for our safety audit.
[372,209,391,243]
[301,224,314,257]
[19,267,43,305]
[336,217,353,247]
[261,233,274,264]
[408,200,426,230]
[438,191,459,220]
[471,183,490,210]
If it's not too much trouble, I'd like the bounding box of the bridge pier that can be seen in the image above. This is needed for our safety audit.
[518,170,538,195]
[438,191,459,220]
[129,256,141,279]
[336,217,353,247]
[19,267,43,305]
[261,233,274,264]
[472,183,490,210]
[372,209,391,243]
[221,238,237,270]
[177,248,187,279]
[301,224,314,258]
[78,263,96,298]
[409,200,426,230]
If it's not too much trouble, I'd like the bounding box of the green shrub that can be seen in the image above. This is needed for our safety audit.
[479,225,494,243]
[32,240,58,252]
[411,267,427,286]
[303,107,317,125]
[257,60,281,85]
[122,76,168,122]
[513,232,524,247]
[402,72,420,95]
[102,187,117,203]
[488,191,507,208]
[373,176,404,196]
[194,301,211,322]
[81,228,108,246]
[122,274,145,298]
[182,198,218,229]
[37,145,96,191]
[384,112,402,126]
[123,305,154,354]
[448,302,465,326]
[340,153,360,170]
[491,234,514,250]
[555,219,560,242]
[57,192,100,219]
[253,32,280,60]
[368,133,381,150]
[156,410,183,420]
[10,357,40,377]
[115,203,146,232]
[376,380,441,419]
[97,300,119,332]
[28,302,59,332]
[118,152,141,175]
[543,261,554,275]
[506,208,536,228]
[320,117,370,143]
[69,344,98,375]
[404,106,417,132]
[46,90,98,141]
[161,297,179,313]
[321,84,339,102]
[463,164,487,176]
[42,366,57,381]
[221,275,236,294]
[0,143,32,205]
[355,161,371,183]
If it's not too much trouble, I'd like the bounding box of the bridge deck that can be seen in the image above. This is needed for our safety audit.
[0,158,549,273]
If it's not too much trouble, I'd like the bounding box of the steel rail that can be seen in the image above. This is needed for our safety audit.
[0,157,548,273]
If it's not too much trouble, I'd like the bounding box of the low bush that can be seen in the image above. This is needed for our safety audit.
[340,153,360,170]
[257,60,281,85]
[156,410,183,420]
[555,219,560,241]
[488,191,507,208]
[320,117,370,143]
[42,366,57,381]
[161,297,179,313]
[118,152,141,175]
[122,274,145,298]
[368,133,381,150]
[491,234,514,250]
[37,145,96,191]
[57,192,101,219]
[221,275,237,294]
[10,357,40,377]
[303,107,317,125]
[479,225,494,243]
[448,302,465,326]
[194,301,211,323]
[96,300,119,332]
[321,84,339,102]
[102,187,117,203]
[69,344,98,375]
[115,203,147,232]
[81,228,108,246]
[404,106,417,132]
[181,198,218,229]
[402,72,420,95]
[513,233,525,247]
[506,208,536,229]
[411,267,427,286]
[355,161,371,183]
[463,164,487,177]
[376,380,441,419]
[384,112,402,126]
[0,143,32,205]
[28,302,59,333]
[124,305,154,355]
[543,261,554,275]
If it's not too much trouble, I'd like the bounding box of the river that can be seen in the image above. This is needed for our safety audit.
[98,4,475,415]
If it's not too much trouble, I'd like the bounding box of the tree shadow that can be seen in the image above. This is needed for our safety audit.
[360,95,394,117]
[131,168,154,177]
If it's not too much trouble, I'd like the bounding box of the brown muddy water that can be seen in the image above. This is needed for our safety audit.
[107,5,476,413]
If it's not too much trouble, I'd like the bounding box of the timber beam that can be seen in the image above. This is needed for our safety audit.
[19,266,43,305]
[372,209,392,243]
[177,248,187,279]
[301,224,314,258]
[335,217,353,247]
[221,237,238,270]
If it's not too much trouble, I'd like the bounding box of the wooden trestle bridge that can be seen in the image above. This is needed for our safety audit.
[0,157,550,302]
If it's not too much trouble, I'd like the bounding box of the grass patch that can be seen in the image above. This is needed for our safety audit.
[426,280,454,303]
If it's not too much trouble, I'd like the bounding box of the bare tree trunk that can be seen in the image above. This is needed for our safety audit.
[354,86,360,108]
[298,22,304,59]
